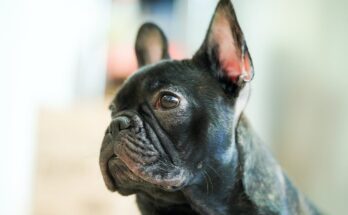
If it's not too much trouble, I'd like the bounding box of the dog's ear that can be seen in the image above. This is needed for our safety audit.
[135,23,170,68]
[193,0,254,93]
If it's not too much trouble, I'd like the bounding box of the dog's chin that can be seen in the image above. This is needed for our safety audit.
[105,154,191,195]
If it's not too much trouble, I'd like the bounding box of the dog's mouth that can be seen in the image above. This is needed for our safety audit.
[107,152,190,193]
[99,113,192,194]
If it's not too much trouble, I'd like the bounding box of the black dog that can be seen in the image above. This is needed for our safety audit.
[100,0,321,214]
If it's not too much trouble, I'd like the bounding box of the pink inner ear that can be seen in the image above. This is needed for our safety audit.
[210,12,252,82]
[145,37,163,64]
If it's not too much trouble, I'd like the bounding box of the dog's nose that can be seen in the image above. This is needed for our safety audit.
[110,116,131,135]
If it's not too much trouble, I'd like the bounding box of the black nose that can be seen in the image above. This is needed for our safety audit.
[110,116,131,135]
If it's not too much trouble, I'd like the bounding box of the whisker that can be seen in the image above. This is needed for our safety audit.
[206,164,222,180]
[202,170,210,194]
[204,170,214,194]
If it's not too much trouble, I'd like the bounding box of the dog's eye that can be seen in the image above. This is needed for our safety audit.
[158,94,180,109]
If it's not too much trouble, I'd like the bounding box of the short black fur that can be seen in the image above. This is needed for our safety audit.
[99,0,322,214]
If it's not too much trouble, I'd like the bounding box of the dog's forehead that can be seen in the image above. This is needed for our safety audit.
[113,60,210,107]
[135,60,201,87]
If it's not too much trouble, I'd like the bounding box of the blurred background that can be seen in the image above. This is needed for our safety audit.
[0,0,347,214]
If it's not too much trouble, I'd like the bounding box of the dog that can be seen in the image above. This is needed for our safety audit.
[99,0,321,214]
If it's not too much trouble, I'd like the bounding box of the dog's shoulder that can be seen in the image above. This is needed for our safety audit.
[236,115,321,214]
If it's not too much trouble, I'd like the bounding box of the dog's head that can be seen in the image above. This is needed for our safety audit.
[100,0,254,196]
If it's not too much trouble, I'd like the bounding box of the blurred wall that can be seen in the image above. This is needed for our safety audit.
[0,0,110,214]
[235,0,348,214]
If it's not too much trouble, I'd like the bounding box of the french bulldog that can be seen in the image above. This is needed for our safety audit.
[99,0,321,214]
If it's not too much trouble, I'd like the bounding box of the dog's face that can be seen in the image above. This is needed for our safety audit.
[100,0,254,196]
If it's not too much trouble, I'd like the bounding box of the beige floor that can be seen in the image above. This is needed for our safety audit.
[32,97,140,215]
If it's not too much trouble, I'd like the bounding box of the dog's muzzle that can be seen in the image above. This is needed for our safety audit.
[111,114,160,165]
[99,112,191,193]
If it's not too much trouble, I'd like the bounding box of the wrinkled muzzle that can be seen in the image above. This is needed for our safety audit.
[99,111,191,193]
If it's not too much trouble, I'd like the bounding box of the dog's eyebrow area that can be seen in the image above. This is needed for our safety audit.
[144,78,177,94]
[145,80,189,99]
[146,79,163,92]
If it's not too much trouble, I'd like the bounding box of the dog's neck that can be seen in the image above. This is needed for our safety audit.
[179,114,257,215]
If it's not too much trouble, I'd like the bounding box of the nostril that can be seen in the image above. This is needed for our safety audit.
[119,116,130,130]
[118,116,131,130]
[109,116,132,136]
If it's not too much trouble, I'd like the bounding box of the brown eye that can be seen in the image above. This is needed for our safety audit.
[159,94,180,109]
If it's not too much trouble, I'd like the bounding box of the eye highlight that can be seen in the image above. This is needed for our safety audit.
[156,93,180,109]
